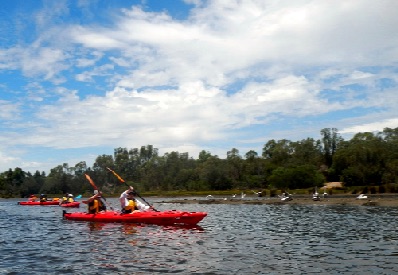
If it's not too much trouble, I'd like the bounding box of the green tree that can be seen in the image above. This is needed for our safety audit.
[262,139,293,166]
[332,132,386,186]
[140,155,165,191]
[226,148,243,187]
[198,156,232,190]
[198,150,212,163]
[290,138,323,166]
[243,150,266,188]
[320,128,343,167]
[268,165,324,190]
[381,127,398,183]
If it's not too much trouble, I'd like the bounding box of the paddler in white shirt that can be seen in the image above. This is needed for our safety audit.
[120,186,152,214]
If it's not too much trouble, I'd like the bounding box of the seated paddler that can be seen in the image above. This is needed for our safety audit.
[28,194,37,202]
[120,186,152,214]
[83,190,106,214]
[39,194,47,202]
[61,193,75,204]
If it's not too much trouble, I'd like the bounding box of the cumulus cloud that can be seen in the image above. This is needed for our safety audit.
[1,0,398,172]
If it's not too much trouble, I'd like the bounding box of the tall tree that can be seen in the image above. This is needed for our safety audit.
[227,148,243,186]
[320,128,343,167]
[198,150,212,163]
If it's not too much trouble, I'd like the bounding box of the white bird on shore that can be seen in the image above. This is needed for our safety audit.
[252,190,263,196]
[356,194,368,199]
[323,186,328,198]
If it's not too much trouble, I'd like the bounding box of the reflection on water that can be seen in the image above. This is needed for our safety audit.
[1,198,398,274]
[84,221,204,234]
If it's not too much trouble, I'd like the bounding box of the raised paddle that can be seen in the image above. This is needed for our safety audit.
[106,167,157,210]
[84,173,112,210]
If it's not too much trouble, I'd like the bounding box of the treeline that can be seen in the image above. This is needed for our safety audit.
[1,128,398,198]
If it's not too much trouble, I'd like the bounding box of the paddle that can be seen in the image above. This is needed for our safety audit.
[84,173,112,210]
[106,167,156,210]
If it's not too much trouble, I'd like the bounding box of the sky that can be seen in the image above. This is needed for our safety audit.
[0,0,397,173]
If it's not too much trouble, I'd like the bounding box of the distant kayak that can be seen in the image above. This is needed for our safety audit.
[63,210,207,225]
[18,201,60,206]
[59,201,80,208]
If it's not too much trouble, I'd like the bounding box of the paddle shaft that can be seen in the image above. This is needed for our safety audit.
[106,167,156,210]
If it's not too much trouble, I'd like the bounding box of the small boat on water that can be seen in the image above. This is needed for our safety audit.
[18,200,60,206]
[18,194,61,206]
[63,210,207,225]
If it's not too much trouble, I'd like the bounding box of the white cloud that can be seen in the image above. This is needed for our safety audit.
[0,100,21,120]
[1,0,398,172]
[340,118,398,134]
[64,1,398,92]
[0,150,19,170]
[16,47,69,81]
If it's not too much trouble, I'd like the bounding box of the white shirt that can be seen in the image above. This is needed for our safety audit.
[119,190,150,211]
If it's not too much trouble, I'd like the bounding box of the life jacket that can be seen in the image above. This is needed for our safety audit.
[62,196,68,202]
[124,199,138,213]
[88,198,104,214]
[67,197,74,203]
[88,197,106,213]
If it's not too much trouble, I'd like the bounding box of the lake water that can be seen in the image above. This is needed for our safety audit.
[1,197,398,274]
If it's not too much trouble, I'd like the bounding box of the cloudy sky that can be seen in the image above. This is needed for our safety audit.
[1,0,397,173]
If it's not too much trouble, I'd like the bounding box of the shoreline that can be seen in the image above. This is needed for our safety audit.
[160,194,398,207]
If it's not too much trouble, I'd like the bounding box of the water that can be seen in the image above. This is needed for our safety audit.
[1,198,398,274]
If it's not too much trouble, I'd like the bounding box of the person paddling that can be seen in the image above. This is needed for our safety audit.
[83,190,107,214]
[28,194,37,202]
[120,186,153,214]
[61,194,75,204]
[39,194,47,202]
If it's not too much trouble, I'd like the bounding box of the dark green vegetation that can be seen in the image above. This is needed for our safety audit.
[1,128,398,198]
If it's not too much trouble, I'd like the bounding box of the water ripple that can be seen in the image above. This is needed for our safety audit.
[1,199,398,274]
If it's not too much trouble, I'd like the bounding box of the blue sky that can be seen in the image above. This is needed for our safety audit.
[1,0,397,173]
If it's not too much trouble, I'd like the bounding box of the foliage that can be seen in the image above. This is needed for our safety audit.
[1,127,398,197]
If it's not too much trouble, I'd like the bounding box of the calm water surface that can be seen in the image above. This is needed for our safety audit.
[1,197,398,274]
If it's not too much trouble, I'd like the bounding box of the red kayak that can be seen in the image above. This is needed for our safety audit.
[18,201,60,206]
[59,202,80,208]
[63,210,207,225]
